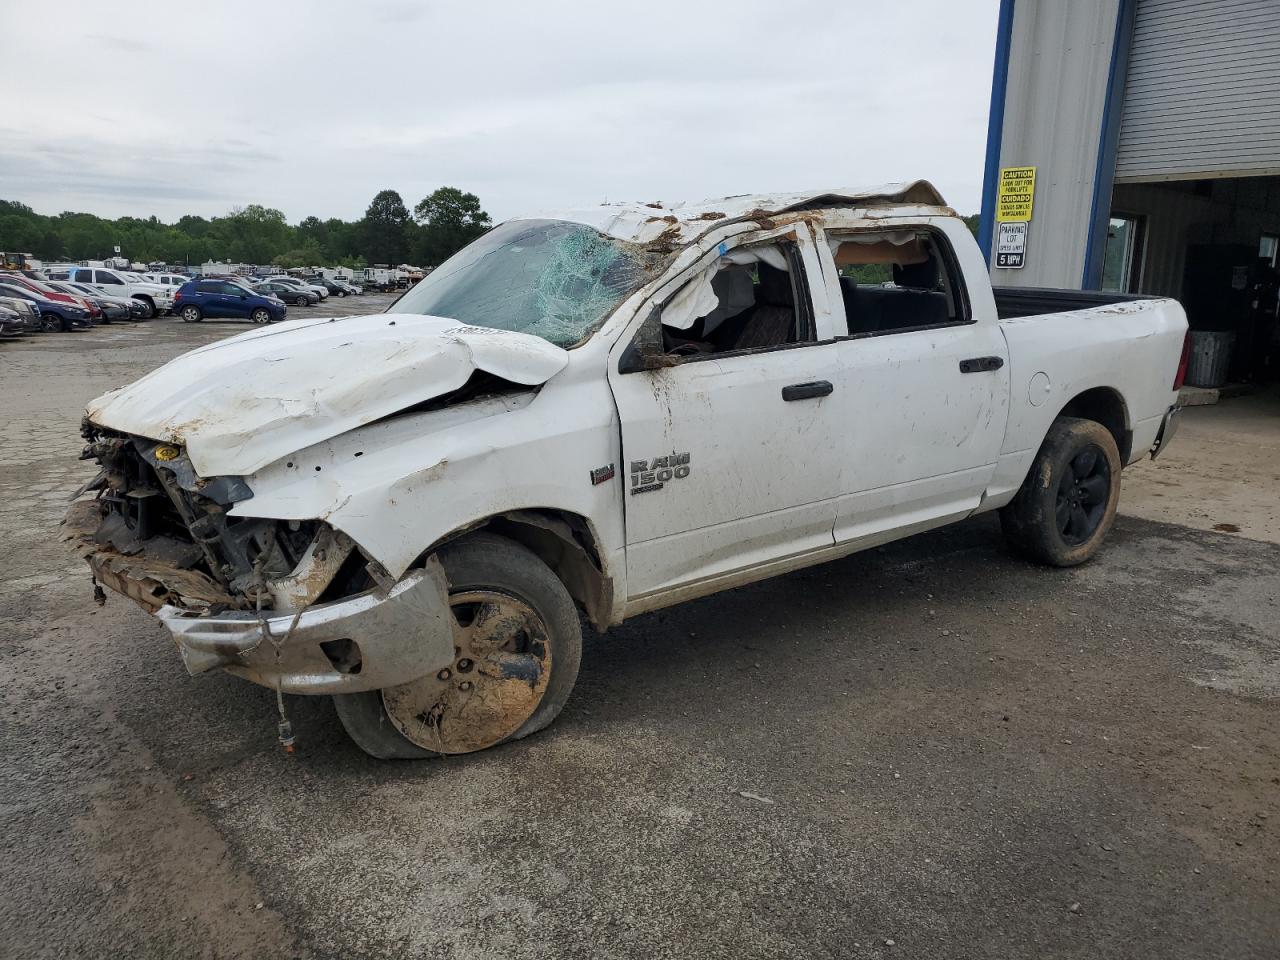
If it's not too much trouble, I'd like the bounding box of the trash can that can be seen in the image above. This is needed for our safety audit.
[1185,330,1235,389]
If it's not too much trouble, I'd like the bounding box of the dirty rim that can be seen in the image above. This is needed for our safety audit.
[381,589,552,754]
[1056,443,1110,545]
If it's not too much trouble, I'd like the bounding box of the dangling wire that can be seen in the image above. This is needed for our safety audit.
[253,554,307,755]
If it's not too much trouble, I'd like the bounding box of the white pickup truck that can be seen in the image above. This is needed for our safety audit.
[65,266,175,318]
[64,182,1188,759]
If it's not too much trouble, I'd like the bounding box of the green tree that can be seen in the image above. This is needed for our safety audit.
[0,188,491,268]
[361,189,410,265]
[412,187,491,266]
[218,205,291,264]
[272,239,325,268]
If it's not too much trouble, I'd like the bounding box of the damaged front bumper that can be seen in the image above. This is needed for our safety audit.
[158,566,455,694]
[64,497,456,695]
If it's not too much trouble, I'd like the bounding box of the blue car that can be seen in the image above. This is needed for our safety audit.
[174,279,288,324]
[0,282,92,332]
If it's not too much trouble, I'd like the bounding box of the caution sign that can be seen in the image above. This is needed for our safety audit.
[996,221,1028,269]
[996,166,1036,222]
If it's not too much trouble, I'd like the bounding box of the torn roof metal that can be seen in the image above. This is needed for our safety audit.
[519,180,950,246]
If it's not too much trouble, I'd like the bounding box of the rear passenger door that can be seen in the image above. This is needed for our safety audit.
[819,219,1010,544]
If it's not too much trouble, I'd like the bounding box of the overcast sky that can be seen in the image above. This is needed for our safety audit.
[0,1,999,225]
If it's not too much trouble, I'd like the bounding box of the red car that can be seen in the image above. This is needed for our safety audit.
[0,272,102,321]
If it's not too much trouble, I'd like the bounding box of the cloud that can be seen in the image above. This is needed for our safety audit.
[86,34,156,54]
[0,0,999,222]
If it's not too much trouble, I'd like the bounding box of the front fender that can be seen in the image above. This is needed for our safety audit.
[232,377,626,587]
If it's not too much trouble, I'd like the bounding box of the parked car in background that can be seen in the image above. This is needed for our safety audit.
[264,275,327,300]
[306,277,350,297]
[46,282,131,322]
[173,279,288,324]
[0,272,101,321]
[143,273,190,290]
[255,280,317,306]
[65,266,174,318]
[334,279,363,295]
[0,295,40,334]
[65,282,150,321]
[63,282,150,321]
[0,282,92,331]
[0,302,29,339]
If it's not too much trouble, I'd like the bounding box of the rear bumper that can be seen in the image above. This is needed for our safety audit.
[1151,404,1180,460]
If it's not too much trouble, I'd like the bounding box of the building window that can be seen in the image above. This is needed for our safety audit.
[1259,234,1279,269]
[1102,215,1145,293]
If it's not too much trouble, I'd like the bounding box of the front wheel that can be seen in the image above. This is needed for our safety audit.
[40,312,65,333]
[250,307,271,324]
[180,305,203,323]
[295,295,310,306]
[132,297,156,319]
[999,416,1122,567]
[333,533,583,759]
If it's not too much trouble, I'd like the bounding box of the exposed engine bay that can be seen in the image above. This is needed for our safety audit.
[67,418,370,614]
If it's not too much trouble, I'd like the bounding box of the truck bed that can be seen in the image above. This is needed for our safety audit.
[994,286,1144,320]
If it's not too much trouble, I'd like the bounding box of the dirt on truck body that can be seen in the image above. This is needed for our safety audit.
[64,181,1189,760]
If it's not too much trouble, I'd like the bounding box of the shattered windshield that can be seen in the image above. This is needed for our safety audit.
[386,219,654,347]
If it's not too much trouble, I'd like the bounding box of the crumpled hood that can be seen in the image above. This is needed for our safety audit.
[86,313,569,476]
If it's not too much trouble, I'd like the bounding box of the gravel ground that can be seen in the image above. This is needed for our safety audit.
[1,311,1277,960]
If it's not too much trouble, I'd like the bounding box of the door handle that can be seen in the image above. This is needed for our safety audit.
[782,380,834,401]
[959,356,1005,373]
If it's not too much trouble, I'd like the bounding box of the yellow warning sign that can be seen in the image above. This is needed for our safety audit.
[996,166,1036,222]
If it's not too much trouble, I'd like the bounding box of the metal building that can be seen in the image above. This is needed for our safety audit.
[980,0,1280,382]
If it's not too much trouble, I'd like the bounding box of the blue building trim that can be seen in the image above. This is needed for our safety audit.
[978,0,1017,264]
[1082,0,1138,289]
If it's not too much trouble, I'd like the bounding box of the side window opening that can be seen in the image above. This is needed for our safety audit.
[830,230,968,336]
[657,240,812,358]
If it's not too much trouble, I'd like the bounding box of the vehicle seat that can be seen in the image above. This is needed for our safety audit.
[840,276,883,335]
[730,263,796,350]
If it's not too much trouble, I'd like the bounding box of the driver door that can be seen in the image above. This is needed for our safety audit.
[608,225,844,606]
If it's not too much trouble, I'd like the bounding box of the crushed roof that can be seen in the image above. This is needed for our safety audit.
[518,180,949,245]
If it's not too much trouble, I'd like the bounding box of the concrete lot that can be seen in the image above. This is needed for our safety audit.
[1,309,1277,959]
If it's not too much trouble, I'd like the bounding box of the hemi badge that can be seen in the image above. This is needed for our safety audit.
[590,464,616,486]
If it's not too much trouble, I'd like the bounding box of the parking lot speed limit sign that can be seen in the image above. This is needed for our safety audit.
[996,221,1028,269]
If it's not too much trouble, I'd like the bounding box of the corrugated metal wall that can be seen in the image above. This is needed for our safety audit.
[1116,0,1280,182]
[992,0,1121,288]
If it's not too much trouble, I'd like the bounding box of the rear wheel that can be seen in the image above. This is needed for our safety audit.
[1000,417,1122,567]
[180,305,203,323]
[333,534,583,759]
[250,307,271,324]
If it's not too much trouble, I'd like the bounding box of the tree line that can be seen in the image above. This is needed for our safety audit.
[0,187,491,269]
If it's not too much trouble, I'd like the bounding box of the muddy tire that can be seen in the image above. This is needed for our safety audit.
[999,416,1122,567]
[333,533,582,759]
